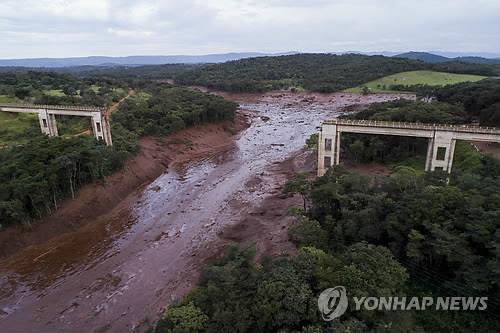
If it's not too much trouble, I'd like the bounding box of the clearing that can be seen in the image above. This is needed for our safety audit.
[345,70,487,92]
[0,112,38,146]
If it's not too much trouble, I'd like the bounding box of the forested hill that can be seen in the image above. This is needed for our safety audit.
[173,53,500,93]
[395,51,500,65]
[174,54,427,92]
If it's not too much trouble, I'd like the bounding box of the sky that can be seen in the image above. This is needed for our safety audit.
[0,0,499,59]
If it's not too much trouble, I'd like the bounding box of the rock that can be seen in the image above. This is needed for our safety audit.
[151,185,161,192]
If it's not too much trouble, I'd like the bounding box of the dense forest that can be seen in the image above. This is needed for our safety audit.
[0,72,238,228]
[174,54,428,92]
[114,85,237,136]
[391,79,500,127]
[61,54,500,94]
[338,100,468,164]
[0,70,129,106]
[170,54,500,93]
[156,150,500,333]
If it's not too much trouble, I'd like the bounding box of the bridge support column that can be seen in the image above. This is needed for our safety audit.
[317,124,340,176]
[425,131,456,173]
[48,114,59,136]
[91,112,113,146]
[38,110,58,136]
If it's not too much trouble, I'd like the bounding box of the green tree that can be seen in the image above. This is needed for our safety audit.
[156,302,209,333]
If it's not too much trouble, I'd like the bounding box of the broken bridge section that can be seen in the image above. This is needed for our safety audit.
[0,104,113,146]
[317,119,500,176]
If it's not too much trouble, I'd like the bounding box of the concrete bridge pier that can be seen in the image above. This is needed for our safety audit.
[317,123,340,176]
[90,112,112,146]
[38,109,58,136]
[425,131,456,173]
[0,104,113,146]
[317,119,500,177]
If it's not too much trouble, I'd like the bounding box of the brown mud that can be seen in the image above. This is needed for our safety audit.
[0,114,249,258]
[0,91,414,332]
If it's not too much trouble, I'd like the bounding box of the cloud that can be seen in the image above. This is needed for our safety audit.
[0,0,498,58]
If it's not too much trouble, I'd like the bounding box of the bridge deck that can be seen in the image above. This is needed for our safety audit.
[325,118,500,135]
[0,103,106,112]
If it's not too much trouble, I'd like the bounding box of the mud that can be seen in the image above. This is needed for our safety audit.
[0,115,248,258]
[0,91,414,332]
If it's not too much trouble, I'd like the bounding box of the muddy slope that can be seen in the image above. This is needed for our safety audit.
[0,114,249,258]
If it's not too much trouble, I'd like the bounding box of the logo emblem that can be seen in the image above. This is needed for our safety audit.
[318,286,348,321]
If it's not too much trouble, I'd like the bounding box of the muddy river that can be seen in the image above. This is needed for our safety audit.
[0,92,413,332]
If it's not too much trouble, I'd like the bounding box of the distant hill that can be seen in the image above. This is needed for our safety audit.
[454,56,500,65]
[395,52,500,65]
[394,52,450,63]
[0,52,297,68]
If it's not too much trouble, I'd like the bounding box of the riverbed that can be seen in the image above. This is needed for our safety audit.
[0,92,414,332]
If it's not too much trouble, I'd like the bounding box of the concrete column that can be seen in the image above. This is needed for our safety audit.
[48,113,58,136]
[38,109,52,136]
[102,115,113,146]
[335,130,341,165]
[91,112,113,146]
[425,136,434,172]
[91,112,104,142]
[425,130,455,173]
[317,123,338,176]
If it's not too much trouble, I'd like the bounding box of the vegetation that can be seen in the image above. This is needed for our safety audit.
[174,54,429,92]
[431,79,500,127]
[157,154,500,332]
[0,136,129,228]
[389,79,500,127]
[0,112,39,146]
[395,51,500,65]
[0,72,238,228]
[113,85,237,136]
[0,70,129,107]
[337,100,468,165]
[68,64,199,80]
[345,70,486,93]
[155,77,500,332]
[170,54,500,93]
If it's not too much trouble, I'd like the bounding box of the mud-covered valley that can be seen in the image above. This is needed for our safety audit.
[0,92,415,333]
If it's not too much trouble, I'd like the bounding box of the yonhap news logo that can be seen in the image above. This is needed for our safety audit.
[317,286,348,321]
[318,286,488,321]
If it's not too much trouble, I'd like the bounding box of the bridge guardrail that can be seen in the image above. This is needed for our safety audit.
[0,103,106,112]
[324,118,500,135]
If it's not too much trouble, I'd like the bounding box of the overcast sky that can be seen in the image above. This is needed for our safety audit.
[1,0,499,59]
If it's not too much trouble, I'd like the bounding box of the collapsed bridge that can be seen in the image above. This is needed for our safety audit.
[317,119,500,176]
[0,104,112,146]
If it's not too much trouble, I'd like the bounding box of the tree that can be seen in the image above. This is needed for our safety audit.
[156,302,208,333]
[284,173,311,211]
[289,216,329,250]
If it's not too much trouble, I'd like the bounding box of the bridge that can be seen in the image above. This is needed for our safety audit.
[0,104,112,146]
[317,119,500,176]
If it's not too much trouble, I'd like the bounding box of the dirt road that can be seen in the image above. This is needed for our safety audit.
[0,92,414,332]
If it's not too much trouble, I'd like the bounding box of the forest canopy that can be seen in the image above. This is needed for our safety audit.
[157,156,500,333]
[170,54,500,93]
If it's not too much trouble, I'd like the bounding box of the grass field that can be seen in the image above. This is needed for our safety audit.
[345,70,487,93]
[0,95,15,103]
[0,112,39,146]
[44,89,66,97]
